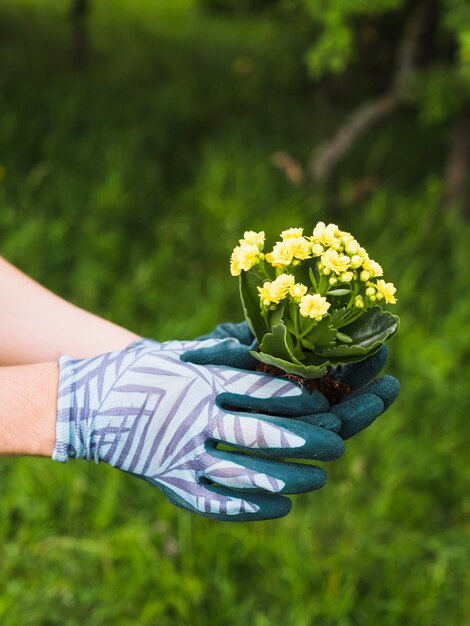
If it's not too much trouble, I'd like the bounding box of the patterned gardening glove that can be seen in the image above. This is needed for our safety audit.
[53,338,345,521]
[186,321,400,439]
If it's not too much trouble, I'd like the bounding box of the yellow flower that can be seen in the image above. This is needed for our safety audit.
[312,222,339,247]
[287,236,312,260]
[230,243,260,276]
[241,230,265,249]
[321,248,351,275]
[258,274,295,305]
[258,282,274,306]
[281,227,303,239]
[376,280,397,304]
[272,273,295,297]
[289,282,308,299]
[265,241,294,267]
[362,258,383,277]
[299,294,331,321]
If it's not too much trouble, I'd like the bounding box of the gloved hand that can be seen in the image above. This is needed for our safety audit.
[185,321,400,440]
[53,338,345,521]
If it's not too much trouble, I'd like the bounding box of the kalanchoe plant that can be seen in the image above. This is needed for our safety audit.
[230,224,399,380]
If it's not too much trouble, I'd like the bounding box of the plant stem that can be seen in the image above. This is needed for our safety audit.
[298,320,317,339]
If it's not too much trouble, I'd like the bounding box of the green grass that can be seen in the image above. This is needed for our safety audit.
[0,2,469,624]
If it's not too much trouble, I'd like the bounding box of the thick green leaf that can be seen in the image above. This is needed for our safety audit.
[314,307,399,358]
[322,343,383,365]
[268,302,285,329]
[342,306,399,347]
[251,350,328,380]
[259,323,302,364]
[336,331,352,343]
[239,271,270,344]
[301,317,337,348]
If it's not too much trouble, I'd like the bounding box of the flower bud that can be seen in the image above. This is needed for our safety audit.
[346,240,360,255]
[355,296,364,308]
[360,270,370,282]
[311,243,324,257]
[376,292,384,301]
[323,267,331,276]
[366,287,376,297]
[341,271,354,283]
[350,255,363,269]
[369,295,376,303]
[329,276,337,285]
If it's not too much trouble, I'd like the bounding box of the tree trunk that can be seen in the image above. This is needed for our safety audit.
[444,112,470,217]
[71,0,90,70]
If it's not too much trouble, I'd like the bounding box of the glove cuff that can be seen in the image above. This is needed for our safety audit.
[52,355,90,463]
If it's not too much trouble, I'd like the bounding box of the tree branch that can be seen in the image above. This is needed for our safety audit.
[309,4,427,183]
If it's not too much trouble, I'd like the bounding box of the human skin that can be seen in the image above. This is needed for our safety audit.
[0,362,57,457]
[0,257,141,457]
[0,258,140,365]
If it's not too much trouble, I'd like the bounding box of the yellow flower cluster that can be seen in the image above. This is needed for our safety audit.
[231,222,397,320]
[259,222,388,284]
[258,274,295,306]
[257,274,331,321]
[265,227,312,267]
[230,231,265,276]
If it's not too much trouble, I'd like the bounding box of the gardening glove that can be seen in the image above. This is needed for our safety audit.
[53,337,345,521]
[185,321,400,440]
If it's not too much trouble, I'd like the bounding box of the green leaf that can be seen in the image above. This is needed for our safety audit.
[239,272,270,344]
[259,322,302,364]
[268,303,284,329]
[308,266,318,291]
[251,350,328,380]
[314,307,399,359]
[336,331,352,343]
[323,344,382,365]
[329,307,350,327]
[284,317,296,335]
[301,317,337,348]
[342,307,399,348]
[327,288,350,296]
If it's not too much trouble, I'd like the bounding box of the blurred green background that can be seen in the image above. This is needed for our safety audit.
[0,0,469,624]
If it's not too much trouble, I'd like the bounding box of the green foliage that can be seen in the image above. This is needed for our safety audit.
[0,1,469,625]
[239,270,270,341]
[301,0,405,77]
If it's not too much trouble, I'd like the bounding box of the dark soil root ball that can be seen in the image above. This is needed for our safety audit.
[255,363,351,405]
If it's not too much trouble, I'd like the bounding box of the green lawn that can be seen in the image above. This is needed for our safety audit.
[0,2,468,624]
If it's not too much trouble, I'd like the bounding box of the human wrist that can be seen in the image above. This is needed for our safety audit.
[0,362,58,457]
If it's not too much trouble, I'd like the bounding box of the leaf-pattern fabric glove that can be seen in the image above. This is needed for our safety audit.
[186,321,400,440]
[53,338,345,521]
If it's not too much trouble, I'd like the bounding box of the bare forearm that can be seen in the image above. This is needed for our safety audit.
[0,362,57,457]
[0,258,140,365]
